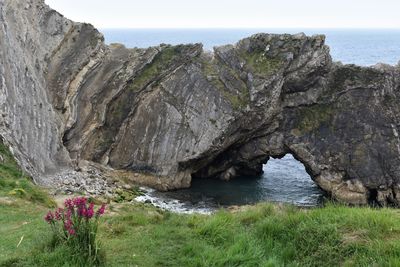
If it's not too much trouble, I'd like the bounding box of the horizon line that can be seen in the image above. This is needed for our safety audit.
[98,27,400,30]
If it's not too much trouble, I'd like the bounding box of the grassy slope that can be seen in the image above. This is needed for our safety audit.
[100,203,400,267]
[2,201,400,266]
[0,142,55,207]
[2,143,400,266]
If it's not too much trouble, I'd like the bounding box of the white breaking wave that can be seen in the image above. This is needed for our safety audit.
[134,187,214,214]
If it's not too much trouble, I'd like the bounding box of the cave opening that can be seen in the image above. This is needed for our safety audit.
[180,154,325,207]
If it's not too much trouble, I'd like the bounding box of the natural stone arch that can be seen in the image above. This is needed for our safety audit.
[188,152,321,206]
[2,0,400,207]
[190,132,369,206]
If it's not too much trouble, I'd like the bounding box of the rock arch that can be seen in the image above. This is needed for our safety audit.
[2,0,400,206]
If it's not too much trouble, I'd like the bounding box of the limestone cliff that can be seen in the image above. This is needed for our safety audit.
[2,0,400,206]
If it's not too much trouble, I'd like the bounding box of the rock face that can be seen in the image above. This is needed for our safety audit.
[2,0,400,206]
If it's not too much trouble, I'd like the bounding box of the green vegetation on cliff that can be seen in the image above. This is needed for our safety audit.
[240,49,282,77]
[128,45,182,92]
[330,65,385,91]
[105,46,183,138]
[0,142,24,180]
[292,104,335,136]
[93,45,193,161]
[0,142,55,207]
[201,58,250,110]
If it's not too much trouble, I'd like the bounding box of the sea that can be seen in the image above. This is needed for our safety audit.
[101,29,400,213]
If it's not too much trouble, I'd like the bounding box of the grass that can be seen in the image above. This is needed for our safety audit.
[0,141,25,180]
[3,143,400,266]
[3,200,400,266]
[0,142,55,207]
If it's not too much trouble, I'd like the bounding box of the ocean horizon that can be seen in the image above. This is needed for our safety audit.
[101,28,400,66]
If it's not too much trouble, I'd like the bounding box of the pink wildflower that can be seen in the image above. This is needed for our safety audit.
[44,211,54,224]
[96,204,106,217]
[64,218,72,230]
[80,207,87,217]
[77,204,87,217]
[55,208,64,220]
[64,199,73,210]
[73,197,87,207]
[64,208,72,219]
[86,203,95,218]
[68,228,76,236]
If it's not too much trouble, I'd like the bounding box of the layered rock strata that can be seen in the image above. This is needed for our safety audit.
[2,0,400,205]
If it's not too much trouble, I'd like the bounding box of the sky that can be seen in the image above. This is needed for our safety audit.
[45,0,400,29]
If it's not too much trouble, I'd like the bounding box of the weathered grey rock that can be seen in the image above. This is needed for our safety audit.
[0,0,74,184]
[2,0,400,206]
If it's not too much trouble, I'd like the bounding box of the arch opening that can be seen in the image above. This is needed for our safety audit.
[259,154,325,206]
[178,153,326,207]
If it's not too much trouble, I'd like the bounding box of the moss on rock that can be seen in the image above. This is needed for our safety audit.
[240,49,282,77]
[293,104,335,135]
[128,45,183,92]
[200,58,250,111]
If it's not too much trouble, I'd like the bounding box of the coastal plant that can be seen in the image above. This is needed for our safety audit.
[44,196,106,266]
[0,142,56,207]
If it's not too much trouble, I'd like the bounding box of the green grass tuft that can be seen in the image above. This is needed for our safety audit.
[0,142,55,207]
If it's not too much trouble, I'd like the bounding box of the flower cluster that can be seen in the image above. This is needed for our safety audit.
[44,196,106,237]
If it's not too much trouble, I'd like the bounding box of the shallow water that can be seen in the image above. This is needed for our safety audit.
[135,155,325,213]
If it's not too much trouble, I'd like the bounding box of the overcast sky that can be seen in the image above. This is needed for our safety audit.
[45,0,400,29]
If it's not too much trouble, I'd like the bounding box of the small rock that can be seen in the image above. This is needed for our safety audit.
[123,184,132,190]
[86,189,96,194]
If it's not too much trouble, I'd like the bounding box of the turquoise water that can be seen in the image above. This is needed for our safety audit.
[102,29,400,207]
